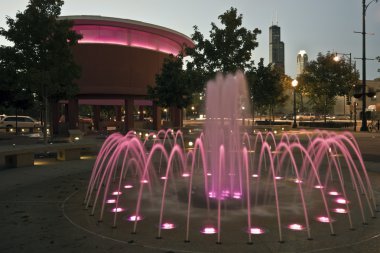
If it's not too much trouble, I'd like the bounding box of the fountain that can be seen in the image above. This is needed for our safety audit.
[83,72,377,249]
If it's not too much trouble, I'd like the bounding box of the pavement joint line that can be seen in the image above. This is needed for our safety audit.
[302,228,380,253]
[61,189,208,253]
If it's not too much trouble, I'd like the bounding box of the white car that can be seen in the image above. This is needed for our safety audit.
[0,116,41,131]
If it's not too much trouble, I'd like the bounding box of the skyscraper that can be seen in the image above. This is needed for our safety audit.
[269,24,285,73]
[297,50,308,75]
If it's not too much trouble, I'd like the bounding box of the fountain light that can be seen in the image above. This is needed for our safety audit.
[294,179,303,184]
[249,227,266,235]
[221,190,230,197]
[161,222,176,230]
[127,215,143,221]
[111,207,124,213]
[314,185,324,189]
[112,191,122,196]
[141,179,149,184]
[124,184,133,189]
[335,198,349,204]
[252,174,259,178]
[153,134,157,139]
[232,192,242,199]
[332,208,348,214]
[201,226,217,234]
[207,173,212,176]
[145,133,149,138]
[160,176,167,180]
[182,173,190,178]
[328,191,340,196]
[106,199,116,204]
[208,192,216,198]
[275,176,283,180]
[316,216,334,223]
[288,223,305,231]
[188,141,194,147]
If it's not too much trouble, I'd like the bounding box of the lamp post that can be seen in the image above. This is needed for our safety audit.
[360,0,378,131]
[292,79,298,128]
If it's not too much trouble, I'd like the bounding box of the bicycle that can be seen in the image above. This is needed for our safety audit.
[367,119,380,133]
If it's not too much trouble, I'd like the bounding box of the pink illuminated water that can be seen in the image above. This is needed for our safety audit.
[84,72,376,245]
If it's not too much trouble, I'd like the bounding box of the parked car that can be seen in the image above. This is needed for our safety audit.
[0,115,41,131]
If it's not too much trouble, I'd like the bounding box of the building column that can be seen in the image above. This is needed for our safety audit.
[92,105,100,131]
[124,98,134,131]
[152,104,162,130]
[139,105,144,121]
[115,106,122,122]
[50,101,60,135]
[68,98,79,129]
[170,106,182,129]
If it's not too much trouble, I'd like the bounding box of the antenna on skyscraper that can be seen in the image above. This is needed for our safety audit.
[275,10,278,25]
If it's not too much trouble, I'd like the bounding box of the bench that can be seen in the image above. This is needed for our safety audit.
[0,142,94,169]
[252,125,291,134]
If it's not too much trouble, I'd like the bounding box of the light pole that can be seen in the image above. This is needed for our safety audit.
[360,0,378,131]
[292,79,298,128]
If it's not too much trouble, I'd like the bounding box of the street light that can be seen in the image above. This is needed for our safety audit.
[359,0,378,131]
[292,79,298,128]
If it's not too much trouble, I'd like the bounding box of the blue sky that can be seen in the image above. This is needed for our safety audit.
[1,0,379,79]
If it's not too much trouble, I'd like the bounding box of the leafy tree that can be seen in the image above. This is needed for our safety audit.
[0,0,82,139]
[148,54,194,128]
[247,58,288,121]
[300,52,359,122]
[186,7,261,77]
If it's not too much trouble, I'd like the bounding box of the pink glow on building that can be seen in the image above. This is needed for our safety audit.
[73,25,183,55]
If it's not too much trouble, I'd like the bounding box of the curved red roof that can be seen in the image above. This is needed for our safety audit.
[61,15,194,55]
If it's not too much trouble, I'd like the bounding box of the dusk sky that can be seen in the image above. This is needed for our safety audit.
[1,0,379,79]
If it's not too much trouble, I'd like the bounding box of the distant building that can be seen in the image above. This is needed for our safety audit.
[269,24,285,73]
[297,50,308,75]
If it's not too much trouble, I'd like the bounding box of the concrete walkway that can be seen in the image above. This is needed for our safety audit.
[0,130,379,253]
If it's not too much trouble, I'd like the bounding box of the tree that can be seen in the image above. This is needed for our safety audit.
[148,54,194,128]
[247,58,287,121]
[300,52,359,122]
[0,0,82,140]
[186,7,261,77]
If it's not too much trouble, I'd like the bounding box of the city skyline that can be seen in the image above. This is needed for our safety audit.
[0,0,379,80]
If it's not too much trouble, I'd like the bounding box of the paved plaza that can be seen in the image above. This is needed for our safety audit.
[0,130,379,253]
